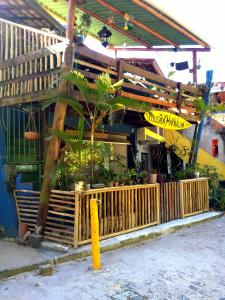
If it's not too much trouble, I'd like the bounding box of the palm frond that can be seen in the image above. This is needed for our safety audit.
[94,73,115,102]
[78,117,84,143]
[63,71,92,101]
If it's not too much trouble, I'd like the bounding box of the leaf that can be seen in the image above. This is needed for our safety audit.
[95,73,112,102]
[78,117,84,143]
[63,71,92,101]
[113,96,151,112]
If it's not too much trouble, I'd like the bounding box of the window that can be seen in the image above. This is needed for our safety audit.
[212,139,219,157]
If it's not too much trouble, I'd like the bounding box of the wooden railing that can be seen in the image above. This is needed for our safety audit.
[0,18,67,101]
[0,50,63,99]
[0,18,66,62]
[13,179,209,247]
[0,19,203,117]
[13,189,40,232]
[78,184,160,245]
[180,178,209,217]
[74,45,203,118]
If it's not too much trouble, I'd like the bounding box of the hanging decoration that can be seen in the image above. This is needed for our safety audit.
[97,26,112,48]
[108,16,114,25]
[24,109,40,141]
[123,13,133,31]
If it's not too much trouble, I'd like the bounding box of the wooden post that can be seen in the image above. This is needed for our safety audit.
[156,183,160,224]
[179,181,184,218]
[176,82,182,113]
[90,199,101,270]
[192,50,197,85]
[74,193,80,248]
[36,0,76,230]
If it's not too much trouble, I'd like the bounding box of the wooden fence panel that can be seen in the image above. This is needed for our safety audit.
[13,189,40,232]
[78,184,160,245]
[160,182,181,223]
[180,178,209,217]
[44,190,80,247]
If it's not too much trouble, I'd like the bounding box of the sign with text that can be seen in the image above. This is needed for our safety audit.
[144,111,192,130]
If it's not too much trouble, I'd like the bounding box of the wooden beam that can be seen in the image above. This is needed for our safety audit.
[76,45,117,67]
[112,47,211,52]
[120,91,196,113]
[0,89,58,107]
[95,0,178,47]
[131,0,209,48]
[0,48,52,69]
[121,60,202,95]
[77,6,151,48]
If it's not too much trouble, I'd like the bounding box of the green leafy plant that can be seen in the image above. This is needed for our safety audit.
[43,71,150,183]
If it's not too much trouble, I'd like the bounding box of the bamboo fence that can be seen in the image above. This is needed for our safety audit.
[13,178,209,247]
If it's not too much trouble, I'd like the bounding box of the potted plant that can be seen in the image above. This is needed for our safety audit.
[74,174,85,192]
[74,13,92,44]
[149,169,158,184]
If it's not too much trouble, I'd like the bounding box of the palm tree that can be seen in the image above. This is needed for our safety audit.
[44,70,150,181]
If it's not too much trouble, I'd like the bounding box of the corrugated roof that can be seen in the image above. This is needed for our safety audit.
[1,0,210,50]
[0,0,64,33]
[37,0,210,49]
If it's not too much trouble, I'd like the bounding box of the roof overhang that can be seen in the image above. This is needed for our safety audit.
[36,0,210,51]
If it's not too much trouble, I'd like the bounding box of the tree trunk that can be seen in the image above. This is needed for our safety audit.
[36,0,76,231]
[90,129,94,183]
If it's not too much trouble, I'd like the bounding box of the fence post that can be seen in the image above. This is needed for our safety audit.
[179,181,185,218]
[73,193,80,248]
[90,198,101,270]
[157,184,160,224]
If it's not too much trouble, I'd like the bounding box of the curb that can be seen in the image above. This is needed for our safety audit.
[0,211,223,280]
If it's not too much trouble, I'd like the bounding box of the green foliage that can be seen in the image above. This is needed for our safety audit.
[43,71,151,183]
[199,165,225,211]
[77,13,92,36]
[193,96,207,114]
[174,164,225,211]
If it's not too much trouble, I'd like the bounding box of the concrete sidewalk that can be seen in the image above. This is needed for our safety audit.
[0,211,222,280]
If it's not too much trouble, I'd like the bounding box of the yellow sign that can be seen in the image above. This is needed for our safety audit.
[145,128,165,142]
[144,111,192,130]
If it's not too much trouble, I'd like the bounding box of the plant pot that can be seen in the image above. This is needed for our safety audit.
[85,183,91,190]
[74,34,85,44]
[194,171,200,178]
[113,182,119,187]
[108,182,114,187]
[24,131,40,141]
[149,173,157,184]
[75,181,84,191]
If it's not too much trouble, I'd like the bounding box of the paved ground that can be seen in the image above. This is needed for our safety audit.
[0,239,58,273]
[1,216,225,300]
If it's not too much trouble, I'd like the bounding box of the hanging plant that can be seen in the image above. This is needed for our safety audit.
[24,110,40,141]
[74,13,92,44]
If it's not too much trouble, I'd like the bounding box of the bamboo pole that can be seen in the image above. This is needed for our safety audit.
[36,0,76,231]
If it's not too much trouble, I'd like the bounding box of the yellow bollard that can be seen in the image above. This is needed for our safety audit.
[90,198,101,270]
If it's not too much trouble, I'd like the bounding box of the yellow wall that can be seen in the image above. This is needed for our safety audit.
[165,129,225,179]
